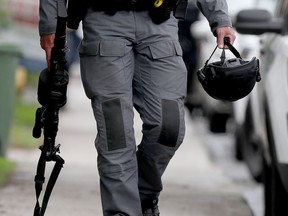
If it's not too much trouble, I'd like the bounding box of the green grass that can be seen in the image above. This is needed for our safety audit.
[0,72,40,185]
[10,124,41,148]
[10,95,42,148]
[10,71,44,148]
[14,97,39,125]
[0,157,15,185]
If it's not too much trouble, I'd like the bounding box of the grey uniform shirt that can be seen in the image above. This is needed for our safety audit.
[39,0,232,36]
[194,0,232,34]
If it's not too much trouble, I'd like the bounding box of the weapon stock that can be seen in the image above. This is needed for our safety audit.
[33,1,68,215]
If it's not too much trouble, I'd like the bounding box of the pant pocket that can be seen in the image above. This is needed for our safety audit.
[79,40,131,97]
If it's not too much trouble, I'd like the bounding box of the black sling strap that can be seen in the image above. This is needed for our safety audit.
[34,150,64,216]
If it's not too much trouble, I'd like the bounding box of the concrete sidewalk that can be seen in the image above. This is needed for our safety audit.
[0,75,252,216]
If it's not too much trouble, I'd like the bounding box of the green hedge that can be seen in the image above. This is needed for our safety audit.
[10,96,41,148]
[0,157,15,185]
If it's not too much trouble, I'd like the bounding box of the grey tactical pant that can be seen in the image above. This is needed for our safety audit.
[79,9,187,216]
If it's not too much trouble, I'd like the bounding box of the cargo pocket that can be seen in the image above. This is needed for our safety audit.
[79,40,126,56]
[147,40,186,95]
[148,40,182,59]
[78,40,100,56]
[79,40,129,97]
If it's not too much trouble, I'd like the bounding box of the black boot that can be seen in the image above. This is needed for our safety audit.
[142,198,160,216]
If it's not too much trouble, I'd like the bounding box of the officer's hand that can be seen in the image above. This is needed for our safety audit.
[40,34,55,70]
[215,26,236,48]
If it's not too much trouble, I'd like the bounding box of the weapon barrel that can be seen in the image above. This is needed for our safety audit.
[54,16,67,53]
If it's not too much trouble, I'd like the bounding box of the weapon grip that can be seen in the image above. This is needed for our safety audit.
[33,108,44,138]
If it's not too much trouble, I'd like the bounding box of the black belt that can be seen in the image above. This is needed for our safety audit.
[89,0,188,24]
[90,0,149,14]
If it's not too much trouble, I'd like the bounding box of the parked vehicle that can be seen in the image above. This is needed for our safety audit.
[235,0,288,215]
[232,0,277,183]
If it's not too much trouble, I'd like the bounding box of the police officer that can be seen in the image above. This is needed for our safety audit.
[39,0,235,215]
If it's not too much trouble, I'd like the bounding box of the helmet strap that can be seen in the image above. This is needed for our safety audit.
[220,48,226,64]
[224,37,243,59]
[204,45,218,69]
[203,37,244,70]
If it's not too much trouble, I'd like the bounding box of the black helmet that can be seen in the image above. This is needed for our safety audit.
[197,37,261,102]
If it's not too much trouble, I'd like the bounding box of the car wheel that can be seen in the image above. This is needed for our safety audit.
[263,157,272,216]
[243,134,263,182]
[209,113,230,133]
[241,101,263,182]
[264,108,288,216]
[263,157,288,216]
[234,124,244,161]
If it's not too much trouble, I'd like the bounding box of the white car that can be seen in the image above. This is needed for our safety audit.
[235,0,288,215]
[232,0,277,181]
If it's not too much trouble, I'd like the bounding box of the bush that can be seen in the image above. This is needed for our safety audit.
[0,0,11,29]
[0,157,15,185]
[10,72,42,148]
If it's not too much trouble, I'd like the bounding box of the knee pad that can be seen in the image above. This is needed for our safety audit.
[157,99,181,147]
[102,98,126,151]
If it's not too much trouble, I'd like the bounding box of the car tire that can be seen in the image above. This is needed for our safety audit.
[263,157,272,216]
[263,157,288,216]
[234,124,244,161]
[243,133,263,182]
[264,108,288,216]
[209,113,230,133]
[242,101,263,182]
